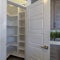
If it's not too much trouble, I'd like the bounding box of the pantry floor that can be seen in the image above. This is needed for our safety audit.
[7,55,24,60]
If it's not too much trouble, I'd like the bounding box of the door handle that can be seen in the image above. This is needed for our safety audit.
[40,45,48,49]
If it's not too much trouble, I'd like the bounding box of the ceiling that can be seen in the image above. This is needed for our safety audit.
[7,4,25,16]
[7,0,26,16]
[8,0,27,6]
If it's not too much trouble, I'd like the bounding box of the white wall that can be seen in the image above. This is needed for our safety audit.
[0,0,7,60]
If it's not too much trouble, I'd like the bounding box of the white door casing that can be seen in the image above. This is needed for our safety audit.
[43,0,50,60]
[0,0,7,60]
[26,0,50,60]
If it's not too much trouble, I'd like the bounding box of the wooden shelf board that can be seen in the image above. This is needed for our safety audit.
[7,25,17,27]
[18,47,25,50]
[7,43,17,47]
[18,54,25,58]
[7,51,17,57]
[19,40,25,43]
[8,35,18,37]
[20,34,25,35]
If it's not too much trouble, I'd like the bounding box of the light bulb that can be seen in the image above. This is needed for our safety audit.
[44,0,48,4]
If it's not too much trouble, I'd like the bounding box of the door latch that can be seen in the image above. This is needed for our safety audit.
[40,45,48,49]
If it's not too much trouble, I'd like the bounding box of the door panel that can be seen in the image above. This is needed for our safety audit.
[26,0,50,60]
[26,0,44,60]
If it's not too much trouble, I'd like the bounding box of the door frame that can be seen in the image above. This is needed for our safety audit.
[0,0,7,60]
[43,0,50,60]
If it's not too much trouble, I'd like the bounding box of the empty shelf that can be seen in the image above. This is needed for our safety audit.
[8,35,18,37]
[19,26,25,28]
[18,54,25,58]
[7,51,17,57]
[7,25,17,27]
[7,43,17,47]
[19,40,25,43]
[18,47,25,50]
[18,50,25,58]
[20,34,25,35]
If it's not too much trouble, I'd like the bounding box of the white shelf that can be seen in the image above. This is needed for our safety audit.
[11,51,17,56]
[20,26,25,28]
[19,40,25,43]
[7,43,17,47]
[18,53,25,58]
[18,50,25,58]
[18,11,25,58]
[18,46,25,50]
[20,34,25,35]
[7,25,17,27]
[19,18,25,20]
[7,4,25,58]
[50,41,60,45]
[7,51,17,56]
[8,35,18,37]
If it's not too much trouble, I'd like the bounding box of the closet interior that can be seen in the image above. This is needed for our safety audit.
[7,1,26,59]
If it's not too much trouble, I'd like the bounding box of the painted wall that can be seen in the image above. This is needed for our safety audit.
[0,0,7,60]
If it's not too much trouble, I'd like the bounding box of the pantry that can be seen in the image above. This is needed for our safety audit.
[7,0,26,58]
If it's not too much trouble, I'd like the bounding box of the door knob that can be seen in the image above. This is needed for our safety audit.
[40,45,48,49]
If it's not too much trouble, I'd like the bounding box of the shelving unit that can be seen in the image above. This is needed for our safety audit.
[18,50,25,58]
[7,15,18,57]
[7,2,25,59]
[18,10,25,58]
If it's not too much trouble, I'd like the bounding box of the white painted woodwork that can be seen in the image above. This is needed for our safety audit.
[26,0,50,60]
[0,0,7,60]
[7,3,25,58]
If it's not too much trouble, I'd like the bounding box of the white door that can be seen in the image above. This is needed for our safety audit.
[26,0,50,60]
